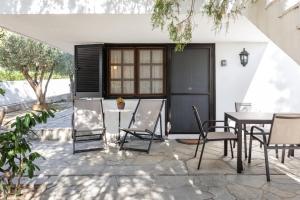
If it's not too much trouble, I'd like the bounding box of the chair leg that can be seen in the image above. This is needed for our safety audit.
[194,132,202,158]
[263,144,271,182]
[233,141,236,148]
[147,132,155,154]
[275,145,279,159]
[72,130,76,154]
[281,145,286,164]
[248,135,253,164]
[229,140,234,158]
[119,131,129,150]
[197,142,206,170]
[244,133,248,159]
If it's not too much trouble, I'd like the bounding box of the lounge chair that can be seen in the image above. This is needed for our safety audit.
[72,98,106,153]
[119,99,165,153]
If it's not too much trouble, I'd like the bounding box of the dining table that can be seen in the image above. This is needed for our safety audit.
[224,112,274,173]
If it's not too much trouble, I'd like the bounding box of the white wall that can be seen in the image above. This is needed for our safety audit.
[216,42,300,120]
[0,79,70,106]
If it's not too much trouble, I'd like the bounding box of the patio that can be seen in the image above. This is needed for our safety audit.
[20,138,300,200]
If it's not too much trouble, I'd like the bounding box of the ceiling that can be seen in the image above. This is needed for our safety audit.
[0,14,268,54]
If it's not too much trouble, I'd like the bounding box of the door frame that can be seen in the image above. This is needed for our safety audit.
[166,43,216,135]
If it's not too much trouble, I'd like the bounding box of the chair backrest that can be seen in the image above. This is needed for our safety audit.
[192,106,206,139]
[235,102,252,112]
[268,114,300,145]
[73,98,104,131]
[131,99,164,132]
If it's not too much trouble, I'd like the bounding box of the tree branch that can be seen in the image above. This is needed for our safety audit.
[43,65,54,97]
[21,65,37,90]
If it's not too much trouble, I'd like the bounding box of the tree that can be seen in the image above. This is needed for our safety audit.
[151,0,253,51]
[0,33,61,110]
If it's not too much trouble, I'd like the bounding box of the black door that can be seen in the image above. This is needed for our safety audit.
[169,45,215,134]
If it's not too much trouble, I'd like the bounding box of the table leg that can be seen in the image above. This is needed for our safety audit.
[224,114,228,156]
[236,121,243,173]
[117,111,121,141]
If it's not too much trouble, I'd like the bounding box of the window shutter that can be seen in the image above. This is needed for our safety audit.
[75,44,103,97]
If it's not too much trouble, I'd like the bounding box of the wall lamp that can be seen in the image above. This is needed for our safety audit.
[239,48,249,67]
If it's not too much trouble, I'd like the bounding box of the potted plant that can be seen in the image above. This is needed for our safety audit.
[116,97,125,110]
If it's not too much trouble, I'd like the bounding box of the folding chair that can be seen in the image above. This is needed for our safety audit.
[119,99,165,154]
[72,98,106,154]
[248,114,300,181]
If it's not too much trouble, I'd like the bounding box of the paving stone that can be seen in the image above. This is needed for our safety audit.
[227,183,263,199]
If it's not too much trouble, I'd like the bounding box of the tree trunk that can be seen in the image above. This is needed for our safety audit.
[32,84,48,110]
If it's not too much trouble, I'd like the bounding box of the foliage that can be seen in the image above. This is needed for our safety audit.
[152,0,253,51]
[0,88,4,96]
[0,109,55,198]
[0,70,68,81]
[0,31,73,105]
[116,97,125,104]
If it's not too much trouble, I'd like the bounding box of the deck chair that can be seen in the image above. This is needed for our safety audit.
[72,98,106,154]
[248,114,300,181]
[193,106,237,170]
[119,99,165,154]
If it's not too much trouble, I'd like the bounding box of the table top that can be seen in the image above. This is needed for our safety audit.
[225,112,274,123]
[107,109,132,113]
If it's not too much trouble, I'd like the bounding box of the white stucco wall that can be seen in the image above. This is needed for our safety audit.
[0,79,70,106]
[216,42,300,120]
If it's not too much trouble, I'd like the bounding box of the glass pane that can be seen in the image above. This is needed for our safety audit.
[139,65,150,79]
[152,50,163,63]
[123,81,134,94]
[123,50,134,64]
[139,80,151,94]
[110,50,121,64]
[110,81,121,94]
[110,65,121,79]
[123,65,134,79]
[152,80,163,93]
[139,50,151,63]
[152,65,163,79]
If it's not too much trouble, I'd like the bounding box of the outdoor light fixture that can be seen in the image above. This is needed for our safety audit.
[239,48,249,67]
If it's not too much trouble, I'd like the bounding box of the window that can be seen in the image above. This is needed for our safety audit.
[108,47,165,97]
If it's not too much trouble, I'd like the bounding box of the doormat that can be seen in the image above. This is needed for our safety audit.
[176,139,200,145]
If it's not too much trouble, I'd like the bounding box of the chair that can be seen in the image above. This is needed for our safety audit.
[248,114,300,181]
[193,106,237,169]
[119,99,165,154]
[72,98,106,154]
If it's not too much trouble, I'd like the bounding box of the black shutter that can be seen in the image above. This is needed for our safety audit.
[75,44,103,97]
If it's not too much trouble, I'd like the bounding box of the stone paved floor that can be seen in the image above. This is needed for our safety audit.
[20,139,300,200]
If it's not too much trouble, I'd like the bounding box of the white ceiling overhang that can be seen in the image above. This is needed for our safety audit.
[0,0,268,54]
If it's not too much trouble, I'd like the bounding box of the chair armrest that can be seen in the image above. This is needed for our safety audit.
[206,126,238,133]
[250,126,268,143]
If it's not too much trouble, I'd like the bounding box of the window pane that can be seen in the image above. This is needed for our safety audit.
[152,50,163,63]
[110,50,121,63]
[110,65,121,79]
[139,80,151,94]
[139,65,151,79]
[111,81,121,94]
[152,65,163,79]
[139,50,151,63]
[123,65,134,79]
[123,81,134,94]
[152,80,163,93]
[123,50,134,64]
